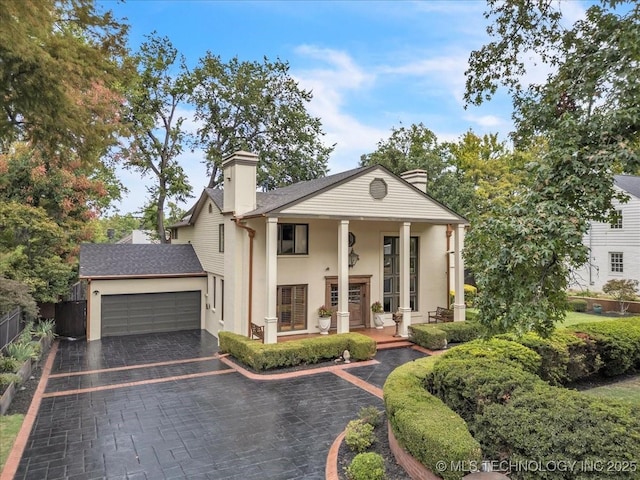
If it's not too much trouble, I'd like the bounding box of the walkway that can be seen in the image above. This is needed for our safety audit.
[3,330,429,480]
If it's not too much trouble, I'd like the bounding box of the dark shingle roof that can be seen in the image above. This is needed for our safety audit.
[79,244,205,278]
[615,175,640,199]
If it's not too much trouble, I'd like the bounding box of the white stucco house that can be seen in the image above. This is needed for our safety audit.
[573,175,640,292]
[80,151,467,342]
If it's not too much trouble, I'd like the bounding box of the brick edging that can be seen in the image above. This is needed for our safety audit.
[388,419,441,480]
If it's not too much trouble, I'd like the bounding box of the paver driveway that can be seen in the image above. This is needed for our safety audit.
[9,330,427,480]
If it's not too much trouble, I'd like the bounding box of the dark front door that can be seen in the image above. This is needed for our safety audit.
[325,276,371,329]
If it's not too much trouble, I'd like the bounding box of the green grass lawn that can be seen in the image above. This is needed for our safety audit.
[558,311,625,327]
[0,414,23,470]
[582,376,640,404]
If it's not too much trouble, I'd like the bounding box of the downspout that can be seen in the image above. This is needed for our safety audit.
[588,222,593,286]
[86,278,91,340]
[234,219,256,337]
[446,224,453,307]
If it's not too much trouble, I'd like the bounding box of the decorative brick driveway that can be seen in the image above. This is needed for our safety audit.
[7,331,426,480]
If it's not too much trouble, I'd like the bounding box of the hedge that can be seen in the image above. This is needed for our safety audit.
[568,298,588,312]
[424,357,543,422]
[409,321,483,350]
[408,324,447,350]
[474,384,640,479]
[383,356,481,480]
[569,318,640,376]
[440,338,542,375]
[218,332,376,371]
[497,330,602,385]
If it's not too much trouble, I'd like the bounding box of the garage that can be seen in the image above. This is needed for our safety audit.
[79,243,207,341]
[101,291,201,337]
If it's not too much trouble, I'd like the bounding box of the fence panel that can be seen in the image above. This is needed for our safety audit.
[0,307,24,353]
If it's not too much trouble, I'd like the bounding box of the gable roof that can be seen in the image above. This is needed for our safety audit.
[79,244,205,278]
[175,163,467,226]
[615,175,640,199]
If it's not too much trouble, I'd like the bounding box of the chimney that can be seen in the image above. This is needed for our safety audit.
[400,169,428,193]
[222,151,259,215]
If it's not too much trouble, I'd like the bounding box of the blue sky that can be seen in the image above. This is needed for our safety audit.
[103,0,586,214]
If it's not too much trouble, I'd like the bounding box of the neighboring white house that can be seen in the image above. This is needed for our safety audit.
[116,229,158,244]
[573,175,640,292]
[80,151,468,343]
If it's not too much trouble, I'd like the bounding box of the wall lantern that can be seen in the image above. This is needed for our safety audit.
[348,248,360,268]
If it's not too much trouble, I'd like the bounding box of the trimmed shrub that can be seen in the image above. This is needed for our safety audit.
[357,405,382,428]
[474,384,640,479]
[465,310,478,322]
[218,332,376,371]
[568,298,588,312]
[344,419,375,453]
[384,357,481,480]
[464,284,477,307]
[435,321,484,343]
[498,330,602,385]
[408,324,447,350]
[570,318,640,376]
[345,452,386,480]
[441,338,542,374]
[425,357,542,422]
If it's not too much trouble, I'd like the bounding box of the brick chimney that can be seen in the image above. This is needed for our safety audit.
[400,169,428,193]
[222,151,259,215]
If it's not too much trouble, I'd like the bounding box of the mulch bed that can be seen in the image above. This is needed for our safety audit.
[337,412,410,480]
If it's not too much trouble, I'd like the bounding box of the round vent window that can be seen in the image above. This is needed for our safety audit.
[369,178,388,199]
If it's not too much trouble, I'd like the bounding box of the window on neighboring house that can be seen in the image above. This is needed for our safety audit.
[221,279,224,320]
[611,210,623,229]
[383,236,418,313]
[610,252,623,273]
[277,223,308,255]
[277,284,307,331]
[170,229,178,240]
[213,276,217,309]
[219,224,224,252]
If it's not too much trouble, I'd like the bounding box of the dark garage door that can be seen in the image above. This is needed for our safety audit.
[101,291,201,337]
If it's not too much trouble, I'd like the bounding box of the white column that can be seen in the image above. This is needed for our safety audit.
[337,220,350,333]
[454,224,466,322]
[264,217,278,343]
[398,222,411,337]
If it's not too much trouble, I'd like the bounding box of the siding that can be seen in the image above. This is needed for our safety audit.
[575,192,640,291]
[175,200,225,275]
[279,170,463,223]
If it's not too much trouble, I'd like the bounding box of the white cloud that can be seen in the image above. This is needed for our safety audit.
[463,114,504,128]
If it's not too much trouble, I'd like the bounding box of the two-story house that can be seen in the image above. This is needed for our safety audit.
[80,151,468,343]
[573,175,640,292]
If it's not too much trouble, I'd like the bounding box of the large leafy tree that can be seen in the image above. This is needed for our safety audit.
[121,34,193,243]
[0,0,129,159]
[192,55,333,189]
[464,0,640,335]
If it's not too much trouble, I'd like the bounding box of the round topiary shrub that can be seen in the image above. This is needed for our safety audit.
[345,452,386,480]
[344,419,375,453]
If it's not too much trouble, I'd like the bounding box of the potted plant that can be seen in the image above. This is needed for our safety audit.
[317,305,332,334]
[371,301,385,329]
[593,303,603,314]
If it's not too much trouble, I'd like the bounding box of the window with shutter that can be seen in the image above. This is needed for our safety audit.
[277,284,307,331]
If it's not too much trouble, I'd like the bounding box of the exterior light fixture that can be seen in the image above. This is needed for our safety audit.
[348,248,359,268]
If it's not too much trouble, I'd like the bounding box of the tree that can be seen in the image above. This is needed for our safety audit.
[602,279,639,315]
[0,0,130,159]
[191,55,333,190]
[90,213,142,243]
[0,202,74,303]
[0,276,38,318]
[463,0,640,335]
[121,34,194,243]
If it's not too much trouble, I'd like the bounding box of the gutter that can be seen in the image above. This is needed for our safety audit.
[233,219,256,337]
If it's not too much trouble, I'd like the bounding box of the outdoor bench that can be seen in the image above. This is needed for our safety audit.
[427,306,453,323]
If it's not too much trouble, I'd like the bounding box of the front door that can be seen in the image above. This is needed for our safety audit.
[325,276,371,329]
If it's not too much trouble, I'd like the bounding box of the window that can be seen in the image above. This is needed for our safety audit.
[277,224,308,255]
[221,279,224,320]
[219,224,224,252]
[383,236,418,312]
[213,276,217,309]
[208,203,213,214]
[610,252,623,273]
[611,210,623,229]
[277,285,307,331]
[170,229,178,240]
